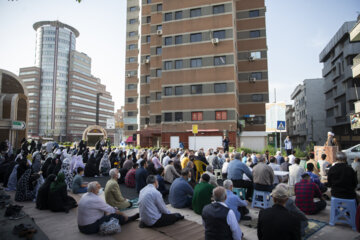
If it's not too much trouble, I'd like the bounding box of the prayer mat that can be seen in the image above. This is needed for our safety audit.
[304,219,327,240]
[153,219,205,240]
[120,198,139,211]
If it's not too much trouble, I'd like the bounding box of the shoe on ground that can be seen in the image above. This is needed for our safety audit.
[139,221,147,228]
[241,215,252,221]
[174,213,184,220]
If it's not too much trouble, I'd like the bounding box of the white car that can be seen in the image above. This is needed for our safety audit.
[342,144,360,165]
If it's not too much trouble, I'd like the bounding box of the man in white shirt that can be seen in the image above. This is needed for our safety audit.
[162,152,171,167]
[269,157,281,185]
[77,181,139,234]
[288,150,296,165]
[317,153,330,182]
[289,158,305,187]
[202,186,243,240]
[138,175,184,228]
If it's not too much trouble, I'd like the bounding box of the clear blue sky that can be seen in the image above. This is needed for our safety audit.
[0,0,358,109]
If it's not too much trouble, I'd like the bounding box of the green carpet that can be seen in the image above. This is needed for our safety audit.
[304,219,327,240]
[120,198,139,211]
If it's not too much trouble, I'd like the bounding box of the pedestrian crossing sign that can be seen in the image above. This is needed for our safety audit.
[277,121,286,131]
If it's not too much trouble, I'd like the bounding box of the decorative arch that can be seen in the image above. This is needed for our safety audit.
[82,125,107,141]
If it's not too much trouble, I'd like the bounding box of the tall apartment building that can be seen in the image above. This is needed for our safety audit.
[124,0,269,149]
[320,20,360,149]
[20,21,114,142]
[290,79,329,149]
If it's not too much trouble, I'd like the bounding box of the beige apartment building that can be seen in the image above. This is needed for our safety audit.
[124,0,269,150]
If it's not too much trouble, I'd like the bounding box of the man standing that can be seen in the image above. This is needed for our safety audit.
[192,174,214,215]
[202,187,243,240]
[223,136,229,152]
[135,160,148,193]
[227,153,253,201]
[295,173,326,215]
[138,175,184,228]
[252,155,275,192]
[223,180,250,222]
[105,169,131,210]
[257,184,301,240]
[169,169,194,208]
[284,136,293,156]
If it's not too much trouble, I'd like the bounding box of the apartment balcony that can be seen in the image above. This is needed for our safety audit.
[350,21,360,42]
[352,54,360,79]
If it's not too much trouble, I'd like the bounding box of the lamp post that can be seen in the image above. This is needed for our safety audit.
[96,93,102,126]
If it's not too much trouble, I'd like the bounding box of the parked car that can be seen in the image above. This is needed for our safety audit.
[342,144,360,165]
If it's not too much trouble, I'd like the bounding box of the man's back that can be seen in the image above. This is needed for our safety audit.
[202,202,233,240]
[258,204,300,240]
[294,179,321,214]
[192,182,214,214]
[253,162,274,186]
[135,167,148,193]
[227,160,252,180]
[289,164,304,186]
[328,163,357,199]
[169,177,193,208]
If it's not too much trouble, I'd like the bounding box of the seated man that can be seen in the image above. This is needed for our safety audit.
[204,165,219,187]
[306,153,320,176]
[289,158,305,187]
[223,179,250,222]
[125,163,138,188]
[295,173,326,215]
[258,184,301,240]
[164,159,180,183]
[72,167,87,194]
[138,175,184,228]
[202,187,243,240]
[318,154,330,182]
[77,181,139,234]
[192,173,215,215]
[252,155,274,192]
[306,163,327,193]
[169,169,194,208]
[227,152,253,201]
[135,160,148,193]
[328,152,357,199]
[156,167,169,196]
[105,168,131,210]
[269,157,281,185]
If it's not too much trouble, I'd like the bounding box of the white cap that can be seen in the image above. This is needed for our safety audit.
[328,132,334,136]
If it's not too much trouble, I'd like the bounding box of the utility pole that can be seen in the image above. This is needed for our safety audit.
[96,93,102,125]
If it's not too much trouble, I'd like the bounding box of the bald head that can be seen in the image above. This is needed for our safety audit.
[213,186,227,202]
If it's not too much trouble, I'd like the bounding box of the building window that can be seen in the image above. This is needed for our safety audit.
[175,86,183,95]
[190,33,202,42]
[165,12,172,21]
[250,30,260,38]
[145,118,150,124]
[191,58,202,68]
[130,6,136,12]
[214,56,226,66]
[214,83,227,93]
[156,115,162,123]
[175,112,183,121]
[146,35,151,43]
[164,113,172,122]
[128,84,136,90]
[156,69,162,77]
[128,98,134,103]
[175,35,183,44]
[191,85,202,94]
[156,25,162,30]
[129,44,136,50]
[251,72,262,80]
[190,8,201,17]
[128,126,134,130]
[165,87,172,96]
[129,57,135,63]
[165,61,173,70]
[249,10,260,17]
[146,16,151,23]
[157,4,162,11]
[192,112,203,121]
[145,96,150,104]
[129,31,136,37]
[165,37,172,45]
[156,92,162,100]
[215,111,227,120]
[129,19,136,24]
[175,60,183,69]
[156,47,162,55]
[252,94,264,102]
[174,11,183,20]
[213,4,225,14]
[147,0,151,3]
[213,30,226,39]
[145,55,150,60]
[145,75,150,83]
[128,112,134,116]
[250,51,261,59]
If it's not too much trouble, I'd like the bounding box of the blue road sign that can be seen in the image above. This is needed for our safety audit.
[277,121,286,131]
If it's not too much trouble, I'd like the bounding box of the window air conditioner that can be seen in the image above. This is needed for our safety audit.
[211,38,219,45]
[157,30,162,35]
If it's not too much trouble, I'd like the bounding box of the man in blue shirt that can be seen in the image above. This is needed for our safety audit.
[227,152,253,201]
[135,160,148,193]
[169,169,194,208]
[306,163,327,193]
[223,179,250,222]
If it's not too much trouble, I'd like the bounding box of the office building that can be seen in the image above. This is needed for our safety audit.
[124,0,269,149]
[319,20,360,148]
[20,21,114,142]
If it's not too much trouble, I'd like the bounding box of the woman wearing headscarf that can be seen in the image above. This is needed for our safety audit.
[46,158,58,177]
[99,152,111,176]
[41,157,52,178]
[73,155,85,174]
[31,151,42,173]
[48,173,77,213]
[36,174,56,210]
[59,158,73,190]
[84,152,98,177]
[15,169,40,202]
[17,159,29,181]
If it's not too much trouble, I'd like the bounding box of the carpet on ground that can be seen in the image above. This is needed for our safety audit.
[304,219,327,240]
[120,198,139,211]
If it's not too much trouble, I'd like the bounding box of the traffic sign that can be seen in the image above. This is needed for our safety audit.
[12,121,26,130]
[277,121,286,131]
[192,124,198,134]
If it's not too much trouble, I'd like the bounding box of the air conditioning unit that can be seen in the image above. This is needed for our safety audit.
[145,59,150,64]
[211,38,219,45]
[126,73,131,78]
[157,30,162,35]
[248,56,254,62]
[249,77,256,83]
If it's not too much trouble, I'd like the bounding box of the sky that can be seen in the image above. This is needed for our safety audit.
[0,0,359,110]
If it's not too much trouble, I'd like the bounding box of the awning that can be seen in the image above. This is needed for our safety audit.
[125,136,134,143]
[186,129,219,132]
